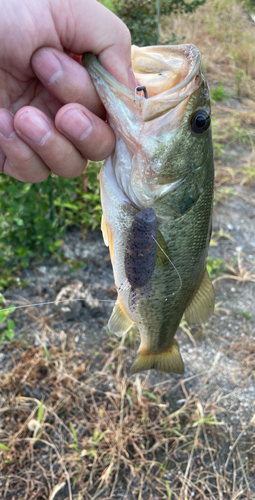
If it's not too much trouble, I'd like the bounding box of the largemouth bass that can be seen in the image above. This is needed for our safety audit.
[83,45,214,375]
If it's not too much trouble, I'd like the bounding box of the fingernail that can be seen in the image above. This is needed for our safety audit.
[0,111,15,138]
[59,109,92,141]
[32,49,63,85]
[16,111,52,145]
[128,67,136,91]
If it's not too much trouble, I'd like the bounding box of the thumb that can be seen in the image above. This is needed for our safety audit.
[52,0,135,89]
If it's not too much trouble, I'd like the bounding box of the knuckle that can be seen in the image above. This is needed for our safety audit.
[52,142,87,177]
[13,149,38,167]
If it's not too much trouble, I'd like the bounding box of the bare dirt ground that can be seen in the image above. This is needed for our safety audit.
[0,1,255,499]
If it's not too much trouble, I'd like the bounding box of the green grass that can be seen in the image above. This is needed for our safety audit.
[0,162,102,288]
[0,295,15,343]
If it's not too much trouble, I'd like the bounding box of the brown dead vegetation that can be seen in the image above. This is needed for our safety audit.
[1,335,255,499]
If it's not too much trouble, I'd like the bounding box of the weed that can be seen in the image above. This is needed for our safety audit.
[38,401,44,424]
[206,256,225,279]
[70,422,79,451]
[211,81,227,102]
[0,295,15,343]
[242,311,252,320]
[0,443,9,451]
[0,162,102,288]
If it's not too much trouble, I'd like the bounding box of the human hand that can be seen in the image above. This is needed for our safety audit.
[0,0,134,182]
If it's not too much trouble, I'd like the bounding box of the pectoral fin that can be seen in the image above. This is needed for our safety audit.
[101,216,114,260]
[184,269,214,325]
[101,215,108,247]
[108,300,134,337]
[156,230,171,268]
[131,339,184,374]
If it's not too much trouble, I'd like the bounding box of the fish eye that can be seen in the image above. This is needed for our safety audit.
[190,109,211,134]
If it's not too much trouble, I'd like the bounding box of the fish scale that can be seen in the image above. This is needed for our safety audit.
[83,44,215,375]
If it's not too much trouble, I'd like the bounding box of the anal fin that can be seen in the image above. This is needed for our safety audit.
[131,339,184,375]
[184,269,214,325]
[108,300,134,337]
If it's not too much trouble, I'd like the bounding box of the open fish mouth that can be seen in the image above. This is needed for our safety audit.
[131,44,202,122]
[83,45,209,211]
[83,44,202,125]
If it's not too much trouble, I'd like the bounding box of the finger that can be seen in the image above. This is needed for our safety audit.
[52,0,135,89]
[55,103,115,160]
[14,105,114,177]
[13,107,87,178]
[0,109,50,182]
[32,48,105,118]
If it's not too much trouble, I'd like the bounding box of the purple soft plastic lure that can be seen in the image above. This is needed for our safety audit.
[124,208,157,313]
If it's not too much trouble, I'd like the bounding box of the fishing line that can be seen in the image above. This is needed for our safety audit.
[1,297,117,313]
[1,237,182,313]
[151,235,182,296]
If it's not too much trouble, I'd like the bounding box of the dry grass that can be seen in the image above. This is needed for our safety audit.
[213,251,255,284]
[161,0,255,99]
[0,335,255,500]
[231,336,255,375]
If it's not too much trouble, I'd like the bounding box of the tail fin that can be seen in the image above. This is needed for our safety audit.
[131,339,184,375]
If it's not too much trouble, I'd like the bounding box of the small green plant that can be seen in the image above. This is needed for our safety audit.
[0,443,9,451]
[0,295,15,343]
[211,82,227,102]
[192,413,222,427]
[242,311,252,320]
[38,401,44,424]
[206,257,225,280]
[70,422,79,451]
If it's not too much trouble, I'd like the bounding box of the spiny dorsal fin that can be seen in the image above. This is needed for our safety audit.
[108,300,134,337]
[184,269,214,325]
[131,339,184,374]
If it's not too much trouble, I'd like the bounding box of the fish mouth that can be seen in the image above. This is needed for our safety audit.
[83,45,202,124]
[132,44,201,97]
[132,44,202,122]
